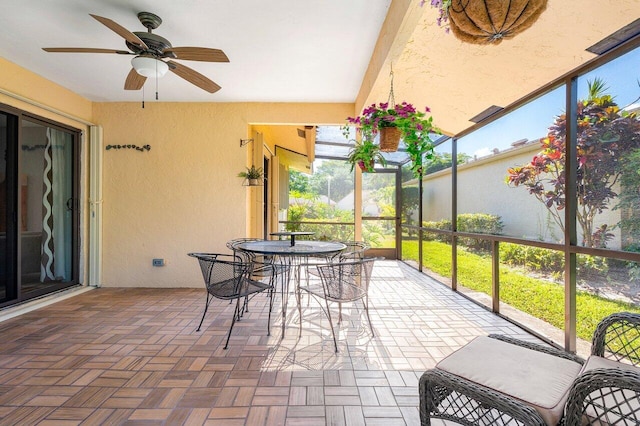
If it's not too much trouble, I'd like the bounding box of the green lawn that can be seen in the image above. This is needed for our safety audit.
[401,239,640,341]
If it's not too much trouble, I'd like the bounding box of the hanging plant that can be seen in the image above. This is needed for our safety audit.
[343,101,440,176]
[238,165,264,186]
[346,139,387,173]
[424,0,548,44]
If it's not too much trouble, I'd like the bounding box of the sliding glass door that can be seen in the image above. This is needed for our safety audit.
[0,109,79,307]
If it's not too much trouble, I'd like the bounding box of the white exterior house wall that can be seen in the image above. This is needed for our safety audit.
[420,142,622,248]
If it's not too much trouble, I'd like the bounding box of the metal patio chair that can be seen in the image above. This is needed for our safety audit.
[304,240,370,284]
[188,252,273,349]
[297,257,379,352]
[226,238,286,309]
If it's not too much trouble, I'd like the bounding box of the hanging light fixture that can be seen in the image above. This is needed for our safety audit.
[131,56,169,78]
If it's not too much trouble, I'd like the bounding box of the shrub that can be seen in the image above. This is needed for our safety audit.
[457,213,504,235]
[500,243,563,272]
[422,213,504,251]
[500,242,608,277]
[422,218,452,243]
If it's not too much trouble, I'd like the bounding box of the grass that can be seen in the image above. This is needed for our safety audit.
[401,239,640,341]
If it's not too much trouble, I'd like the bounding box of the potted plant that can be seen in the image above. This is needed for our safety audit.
[346,139,387,173]
[344,101,440,176]
[238,165,264,186]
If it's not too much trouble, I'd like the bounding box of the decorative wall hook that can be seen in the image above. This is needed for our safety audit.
[106,144,151,152]
[240,138,254,147]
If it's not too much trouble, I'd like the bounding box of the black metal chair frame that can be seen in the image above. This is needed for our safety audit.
[188,252,273,349]
[226,238,287,312]
[420,312,640,425]
[303,241,370,314]
[297,257,378,353]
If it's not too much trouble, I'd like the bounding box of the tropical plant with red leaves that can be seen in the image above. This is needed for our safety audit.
[506,78,640,248]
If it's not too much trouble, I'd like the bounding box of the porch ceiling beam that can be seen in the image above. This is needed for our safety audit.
[354,0,423,115]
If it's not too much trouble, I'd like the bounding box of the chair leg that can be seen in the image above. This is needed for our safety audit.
[224,298,242,350]
[324,299,339,353]
[196,293,212,332]
[364,295,374,338]
[296,286,303,337]
[267,275,275,337]
[267,294,272,337]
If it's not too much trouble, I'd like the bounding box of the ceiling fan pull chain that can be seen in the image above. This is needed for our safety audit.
[155,60,159,100]
[142,84,145,109]
[387,63,395,108]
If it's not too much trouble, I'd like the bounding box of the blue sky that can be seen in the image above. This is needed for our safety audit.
[456,47,640,158]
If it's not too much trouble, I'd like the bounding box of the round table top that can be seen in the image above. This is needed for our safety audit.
[235,240,346,256]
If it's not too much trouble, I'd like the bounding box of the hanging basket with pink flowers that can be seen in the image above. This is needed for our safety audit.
[343,101,440,176]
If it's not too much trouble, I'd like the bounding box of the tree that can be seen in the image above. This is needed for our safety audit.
[289,170,310,193]
[401,186,420,224]
[309,160,354,202]
[506,79,640,248]
[614,148,640,247]
[422,152,471,175]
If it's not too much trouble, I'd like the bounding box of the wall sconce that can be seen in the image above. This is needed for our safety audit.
[240,138,254,147]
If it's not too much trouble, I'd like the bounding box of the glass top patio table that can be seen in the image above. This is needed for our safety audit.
[236,240,345,256]
[235,240,346,338]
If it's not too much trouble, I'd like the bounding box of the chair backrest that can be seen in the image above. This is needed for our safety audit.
[315,257,377,302]
[591,312,640,366]
[338,241,370,261]
[564,367,640,426]
[188,252,252,299]
[562,312,640,425]
[226,238,262,262]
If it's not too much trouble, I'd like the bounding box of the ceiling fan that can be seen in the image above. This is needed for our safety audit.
[43,11,229,94]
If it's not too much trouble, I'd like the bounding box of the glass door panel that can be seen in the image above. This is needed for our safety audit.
[0,114,6,301]
[361,169,399,258]
[21,120,74,298]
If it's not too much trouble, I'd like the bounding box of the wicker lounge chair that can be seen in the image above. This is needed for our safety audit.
[419,312,640,425]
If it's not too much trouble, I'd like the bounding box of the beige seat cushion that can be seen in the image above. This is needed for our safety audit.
[436,336,583,426]
[577,355,640,424]
[580,354,640,374]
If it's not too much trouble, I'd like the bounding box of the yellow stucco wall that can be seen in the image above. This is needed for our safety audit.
[0,57,93,126]
[0,58,94,284]
[93,102,352,288]
[1,57,354,289]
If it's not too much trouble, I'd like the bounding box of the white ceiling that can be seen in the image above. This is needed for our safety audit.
[1,1,639,135]
[0,0,391,103]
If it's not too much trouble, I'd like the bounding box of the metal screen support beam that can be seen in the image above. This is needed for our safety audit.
[492,240,500,313]
[451,137,458,291]
[564,77,578,353]
[418,168,423,272]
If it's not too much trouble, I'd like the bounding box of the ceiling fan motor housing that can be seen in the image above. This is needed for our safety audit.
[126,32,175,58]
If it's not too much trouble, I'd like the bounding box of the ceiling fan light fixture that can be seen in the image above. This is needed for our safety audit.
[131,56,168,78]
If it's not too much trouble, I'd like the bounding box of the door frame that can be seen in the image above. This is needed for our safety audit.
[0,106,81,307]
[361,167,401,260]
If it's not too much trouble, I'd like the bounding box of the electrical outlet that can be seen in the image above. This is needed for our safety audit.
[152,258,165,267]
